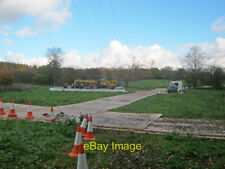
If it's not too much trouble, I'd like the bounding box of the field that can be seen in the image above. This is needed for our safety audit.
[125,79,169,92]
[112,89,225,120]
[0,85,121,106]
[0,80,168,106]
[0,119,224,169]
[0,80,224,168]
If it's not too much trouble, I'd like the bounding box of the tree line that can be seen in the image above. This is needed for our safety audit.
[0,47,224,89]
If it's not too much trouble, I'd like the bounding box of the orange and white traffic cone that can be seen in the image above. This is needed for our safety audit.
[0,98,6,115]
[77,143,88,169]
[83,116,95,141]
[80,114,88,137]
[50,107,55,123]
[8,99,17,118]
[69,125,82,158]
[25,101,34,119]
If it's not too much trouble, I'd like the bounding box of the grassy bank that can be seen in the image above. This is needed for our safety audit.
[112,89,225,120]
[0,119,224,169]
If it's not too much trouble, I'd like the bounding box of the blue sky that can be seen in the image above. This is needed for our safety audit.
[0,0,225,68]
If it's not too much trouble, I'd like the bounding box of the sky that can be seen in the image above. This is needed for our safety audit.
[0,0,225,68]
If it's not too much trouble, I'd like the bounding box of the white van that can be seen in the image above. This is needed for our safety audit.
[168,81,183,93]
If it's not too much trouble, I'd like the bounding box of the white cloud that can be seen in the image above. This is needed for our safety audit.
[16,26,37,37]
[211,16,225,32]
[0,25,11,36]
[63,39,225,68]
[2,38,225,68]
[1,41,181,68]
[98,41,180,68]
[175,37,225,67]
[0,0,72,36]
[207,37,225,66]
[62,41,181,68]
[2,38,14,44]
[0,30,8,36]
[4,51,47,66]
[62,50,99,68]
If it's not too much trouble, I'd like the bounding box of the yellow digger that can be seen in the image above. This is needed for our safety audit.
[72,79,117,89]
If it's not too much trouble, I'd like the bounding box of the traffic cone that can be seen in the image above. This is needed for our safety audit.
[77,143,88,169]
[8,99,17,118]
[0,98,6,115]
[69,125,82,158]
[80,114,88,136]
[50,107,55,123]
[83,116,95,141]
[25,101,34,119]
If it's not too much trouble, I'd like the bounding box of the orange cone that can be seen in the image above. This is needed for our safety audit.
[77,143,88,169]
[8,99,17,118]
[80,114,88,136]
[50,107,55,123]
[83,116,95,141]
[69,125,82,158]
[0,98,6,115]
[25,101,34,119]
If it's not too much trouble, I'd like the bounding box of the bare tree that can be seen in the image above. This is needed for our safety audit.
[46,47,63,85]
[183,46,206,88]
[46,47,63,68]
[123,57,142,88]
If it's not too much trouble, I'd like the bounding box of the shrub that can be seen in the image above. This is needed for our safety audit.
[13,71,35,84]
[0,71,14,85]
[0,83,32,92]
[211,68,224,89]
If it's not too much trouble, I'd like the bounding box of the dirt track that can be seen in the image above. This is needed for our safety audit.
[145,118,225,139]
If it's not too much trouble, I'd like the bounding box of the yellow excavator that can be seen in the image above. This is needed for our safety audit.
[72,79,117,89]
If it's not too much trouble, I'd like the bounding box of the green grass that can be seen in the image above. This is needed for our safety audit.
[124,79,169,92]
[0,85,122,106]
[0,119,224,169]
[0,80,168,106]
[112,89,225,120]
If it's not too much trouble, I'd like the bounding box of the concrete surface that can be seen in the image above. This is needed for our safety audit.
[1,88,166,122]
[49,87,127,92]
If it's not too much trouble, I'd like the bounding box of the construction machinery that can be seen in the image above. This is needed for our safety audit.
[72,79,118,89]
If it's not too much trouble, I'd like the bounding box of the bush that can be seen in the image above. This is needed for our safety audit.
[211,68,224,89]
[0,83,32,92]
[13,71,35,84]
[0,71,14,85]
